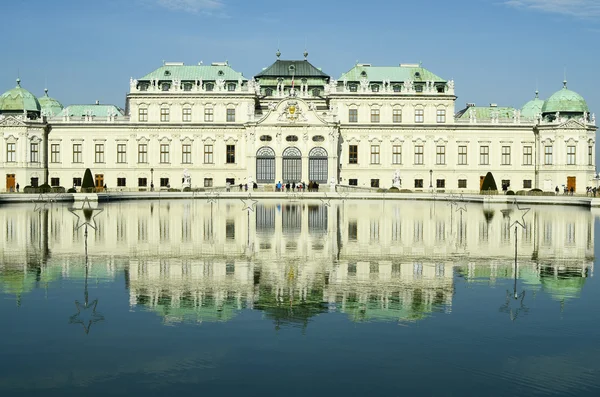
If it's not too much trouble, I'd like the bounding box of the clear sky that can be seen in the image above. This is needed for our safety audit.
[1,0,599,114]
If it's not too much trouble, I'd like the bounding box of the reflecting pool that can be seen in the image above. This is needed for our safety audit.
[1,198,600,396]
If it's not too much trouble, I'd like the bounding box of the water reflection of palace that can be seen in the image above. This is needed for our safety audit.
[0,200,594,324]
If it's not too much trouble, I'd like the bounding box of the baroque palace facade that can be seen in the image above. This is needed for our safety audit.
[0,52,597,192]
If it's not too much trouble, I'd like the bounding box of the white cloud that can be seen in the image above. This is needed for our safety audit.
[504,0,600,19]
[154,0,225,14]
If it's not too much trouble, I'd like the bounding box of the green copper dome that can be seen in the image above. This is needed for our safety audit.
[0,79,41,114]
[542,81,589,114]
[521,90,545,119]
[38,89,63,117]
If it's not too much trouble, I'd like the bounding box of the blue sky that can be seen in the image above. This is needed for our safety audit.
[2,0,599,113]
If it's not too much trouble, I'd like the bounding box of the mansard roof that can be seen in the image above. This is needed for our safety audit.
[139,62,246,82]
[455,105,516,120]
[339,63,446,83]
[57,104,124,118]
[255,60,329,78]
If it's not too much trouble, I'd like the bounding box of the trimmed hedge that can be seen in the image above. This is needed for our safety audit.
[481,172,498,191]
[388,187,400,193]
[506,190,515,195]
[82,169,94,189]
[67,188,77,193]
[400,189,412,193]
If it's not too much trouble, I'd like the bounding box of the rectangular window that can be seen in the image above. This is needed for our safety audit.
[204,108,214,122]
[72,144,82,163]
[392,145,402,164]
[160,144,170,163]
[544,146,553,165]
[502,179,511,189]
[138,108,148,122]
[160,177,169,187]
[226,108,236,122]
[138,177,147,187]
[182,144,192,164]
[349,179,358,186]
[204,144,214,164]
[30,143,39,163]
[204,178,213,187]
[50,177,60,187]
[480,146,489,165]
[371,179,380,188]
[226,144,235,164]
[436,145,446,165]
[117,143,127,163]
[94,144,104,163]
[50,144,60,163]
[73,177,82,187]
[414,179,423,188]
[370,109,380,123]
[414,145,424,165]
[436,109,446,123]
[501,146,511,165]
[523,146,532,165]
[458,145,467,165]
[589,145,593,166]
[160,108,169,122]
[458,179,467,189]
[349,109,358,123]
[415,109,424,123]
[117,177,126,187]
[6,143,15,162]
[370,145,380,164]
[393,109,402,123]
[182,108,192,122]
[138,144,148,163]
[567,145,576,165]
[349,145,358,164]
[523,180,532,189]
[436,179,445,188]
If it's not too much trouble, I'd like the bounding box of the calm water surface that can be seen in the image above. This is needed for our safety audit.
[1,199,599,396]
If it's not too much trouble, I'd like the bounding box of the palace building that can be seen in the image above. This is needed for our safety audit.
[0,52,596,193]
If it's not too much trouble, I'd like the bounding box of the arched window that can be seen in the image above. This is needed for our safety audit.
[205,83,214,92]
[286,135,299,142]
[312,135,325,142]
[309,147,328,183]
[282,147,302,182]
[260,135,273,142]
[265,88,273,96]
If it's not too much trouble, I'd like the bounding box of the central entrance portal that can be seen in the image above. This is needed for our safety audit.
[282,147,302,183]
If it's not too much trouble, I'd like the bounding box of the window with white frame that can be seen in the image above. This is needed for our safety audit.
[160,144,170,163]
[94,143,105,163]
[370,145,380,164]
[458,145,467,165]
[204,108,214,122]
[349,145,358,164]
[371,109,380,123]
[544,145,553,165]
[204,144,213,164]
[392,145,402,164]
[182,107,192,122]
[458,179,467,188]
[523,146,532,165]
[73,144,82,163]
[436,109,446,123]
[160,107,170,122]
[226,108,236,122]
[50,144,60,163]
[436,145,446,165]
[501,146,511,165]
[117,144,127,163]
[567,145,576,165]
[138,143,148,163]
[30,142,39,163]
[226,144,235,164]
[182,144,192,164]
[349,109,358,123]
[393,109,402,123]
[480,146,489,165]
[138,108,148,122]
[589,145,593,165]
[414,145,424,164]
[415,109,424,123]
[6,143,16,162]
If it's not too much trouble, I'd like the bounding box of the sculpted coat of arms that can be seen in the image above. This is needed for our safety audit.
[278,100,307,123]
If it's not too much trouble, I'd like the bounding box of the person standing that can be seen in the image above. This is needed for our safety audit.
[16,183,19,193]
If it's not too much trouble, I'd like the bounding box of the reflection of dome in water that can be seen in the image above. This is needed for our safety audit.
[539,266,586,301]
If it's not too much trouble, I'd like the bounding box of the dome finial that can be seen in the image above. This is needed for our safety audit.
[276,49,281,59]
[44,88,49,96]
[563,80,567,89]
[16,78,21,87]
[535,90,539,98]
[303,50,308,59]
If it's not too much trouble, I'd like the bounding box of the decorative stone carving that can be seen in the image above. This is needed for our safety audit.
[360,77,369,93]
[216,79,225,91]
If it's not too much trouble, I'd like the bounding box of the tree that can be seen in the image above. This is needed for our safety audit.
[481,172,498,192]
[82,168,94,193]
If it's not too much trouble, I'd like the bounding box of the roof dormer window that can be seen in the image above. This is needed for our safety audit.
[289,65,296,72]
[161,83,171,91]
[415,85,423,93]
[414,72,421,78]
[393,85,401,92]
[349,85,358,92]
[183,83,193,91]
[371,85,379,92]
[265,88,273,96]
[228,83,236,91]
[164,70,171,76]
[205,83,214,92]
[218,70,224,76]
[360,71,367,77]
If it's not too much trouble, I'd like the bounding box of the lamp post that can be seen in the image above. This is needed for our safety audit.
[429,169,433,188]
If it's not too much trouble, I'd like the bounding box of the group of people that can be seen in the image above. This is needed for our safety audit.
[275,181,320,192]
[585,186,597,197]
[556,186,575,196]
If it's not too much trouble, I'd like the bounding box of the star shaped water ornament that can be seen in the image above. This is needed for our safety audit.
[320,193,332,207]
[446,193,458,207]
[240,194,259,212]
[206,191,220,204]
[340,191,350,202]
[509,199,530,229]
[455,194,468,213]
[69,197,104,231]
[70,299,104,334]
[33,193,52,212]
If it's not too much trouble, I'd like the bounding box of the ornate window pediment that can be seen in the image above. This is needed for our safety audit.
[136,136,150,143]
